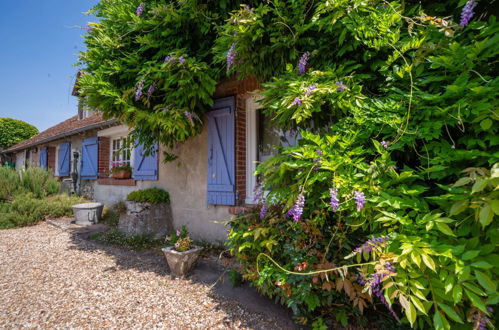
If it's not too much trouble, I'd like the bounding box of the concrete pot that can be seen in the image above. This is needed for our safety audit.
[72,202,104,226]
[161,246,203,277]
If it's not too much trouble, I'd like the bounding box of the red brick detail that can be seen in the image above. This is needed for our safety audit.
[213,76,262,205]
[97,178,136,186]
[98,136,110,178]
[47,146,56,174]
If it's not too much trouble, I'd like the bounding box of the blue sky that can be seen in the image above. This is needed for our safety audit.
[0,0,99,132]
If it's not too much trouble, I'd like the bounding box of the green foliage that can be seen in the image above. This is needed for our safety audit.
[80,0,498,328]
[228,268,243,288]
[0,118,38,148]
[0,167,60,200]
[0,193,87,229]
[169,225,192,251]
[101,207,120,227]
[90,230,164,251]
[126,187,170,204]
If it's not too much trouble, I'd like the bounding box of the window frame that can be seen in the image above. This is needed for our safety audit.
[109,136,133,171]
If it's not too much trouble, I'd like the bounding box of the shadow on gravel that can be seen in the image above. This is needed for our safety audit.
[50,219,299,330]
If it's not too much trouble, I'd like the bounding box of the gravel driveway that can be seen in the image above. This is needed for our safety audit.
[0,223,286,329]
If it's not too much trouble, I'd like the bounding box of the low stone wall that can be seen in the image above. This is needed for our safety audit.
[118,201,173,238]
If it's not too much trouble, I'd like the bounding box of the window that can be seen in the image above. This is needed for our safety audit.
[246,97,299,203]
[110,137,131,168]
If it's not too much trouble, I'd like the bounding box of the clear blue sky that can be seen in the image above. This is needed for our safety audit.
[0,0,99,132]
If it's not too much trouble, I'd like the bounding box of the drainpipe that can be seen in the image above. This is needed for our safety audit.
[72,151,80,195]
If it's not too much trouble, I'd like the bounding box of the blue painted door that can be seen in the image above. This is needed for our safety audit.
[132,142,159,180]
[58,142,71,177]
[207,97,235,205]
[39,147,48,169]
[81,137,98,180]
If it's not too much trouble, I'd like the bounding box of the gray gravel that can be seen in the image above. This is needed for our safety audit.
[0,223,284,329]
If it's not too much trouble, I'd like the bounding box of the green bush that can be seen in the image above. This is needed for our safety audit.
[126,188,170,204]
[0,193,87,229]
[0,167,21,200]
[20,167,60,198]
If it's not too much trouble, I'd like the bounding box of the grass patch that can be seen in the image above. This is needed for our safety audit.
[89,230,165,251]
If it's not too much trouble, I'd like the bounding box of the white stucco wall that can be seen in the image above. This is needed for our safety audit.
[91,123,232,244]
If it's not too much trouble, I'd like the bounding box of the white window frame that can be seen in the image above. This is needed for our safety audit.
[245,96,261,204]
[110,136,132,169]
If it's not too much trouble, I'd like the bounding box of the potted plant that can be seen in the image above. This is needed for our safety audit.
[111,162,132,179]
[162,226,203,277]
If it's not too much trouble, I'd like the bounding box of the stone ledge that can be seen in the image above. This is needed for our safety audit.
[97,178,136,186]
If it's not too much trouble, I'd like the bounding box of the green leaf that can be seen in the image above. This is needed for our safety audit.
[490,200,499,215]
[433,311,450,330]
[461,250,480,260]
[406,301,417,326]
[449,200,468,215]
[471,261,494,269]
[399,295,410,310]
[465,289,488,313]
[453,177,471,187]
[452,285,463,304]
[422,254,436,271]
[474,270,497,293]
[480,118,492,130]
[435,222,456,236]
[437,302,464,323]
[479,204,494,228]
[472,178,488,193]
[410,295,427,315]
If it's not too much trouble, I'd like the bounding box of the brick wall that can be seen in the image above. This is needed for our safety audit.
[47,146,56,174]
[98,136,110,178]
[214,76,262,205]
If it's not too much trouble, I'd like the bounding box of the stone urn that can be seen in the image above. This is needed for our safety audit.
[161,246,203,277]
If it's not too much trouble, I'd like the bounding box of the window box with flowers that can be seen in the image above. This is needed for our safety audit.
[111,162,132,179]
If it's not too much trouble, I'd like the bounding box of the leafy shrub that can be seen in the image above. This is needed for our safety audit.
[20,167,60,198]
[126,188,170,204]
[0,193,87,228]
[101,207,120,228]
[0,167,21,200]
[90,230,164,251]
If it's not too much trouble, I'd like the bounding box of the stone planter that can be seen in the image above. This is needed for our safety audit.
[72,202,104,226]
[112,170,131,179]
[118,201,173,238]
[162,246,203,277]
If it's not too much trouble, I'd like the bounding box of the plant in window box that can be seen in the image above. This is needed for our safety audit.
[111,162,132,179]
[162,225,203,277]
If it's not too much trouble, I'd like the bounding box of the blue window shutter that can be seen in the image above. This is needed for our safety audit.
[207,97,235,205]
[81,137,98,180]
[132,142,158,180]
[39,147,48,169]
[58,142,71,177]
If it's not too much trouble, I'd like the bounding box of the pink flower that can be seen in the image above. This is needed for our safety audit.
[176,230,181,237]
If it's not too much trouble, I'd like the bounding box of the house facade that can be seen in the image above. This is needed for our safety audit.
[3,76,295,243]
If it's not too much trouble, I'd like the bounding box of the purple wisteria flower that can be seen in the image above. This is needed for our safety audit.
[354,236,389,254]
[260,203,268,219]
[184,111,195,123]
[164,55,175,64]
[292,97,302,106]
[460,0,477,27]
[335,81,347,92]
[253,183,264,203]
[227,42,237,73]
[298,52,310,75]
[288,194,305,222]
[305,84,317,96]
[136,3,145,16]
[83,25,93,33]
[135,79,145,101]
[315,149,323,156]
[354,190,365,211]
[179,56,186,65]
[380,140,389,149]
[357,262,400,322]
[472,307,493,330]
[147,82,156,100]
[329,188,339,212]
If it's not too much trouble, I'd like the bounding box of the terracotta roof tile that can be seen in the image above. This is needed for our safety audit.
[5,112,116,152]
